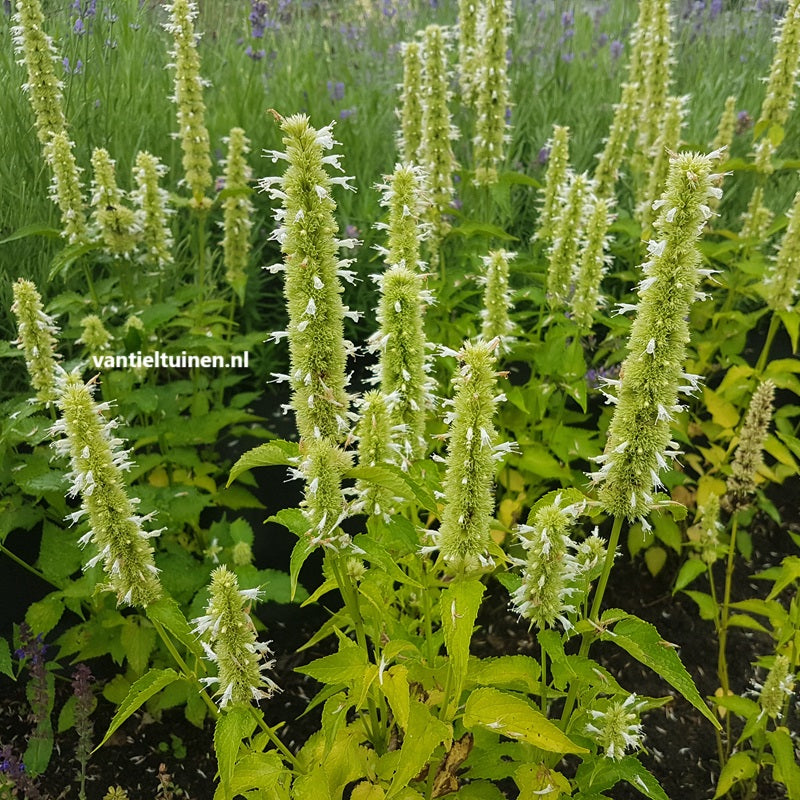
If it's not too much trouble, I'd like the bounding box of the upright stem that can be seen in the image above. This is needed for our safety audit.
[717,513,740,755]
[540,648,548,715]
[755,314,779,374]
[0,544,60,590]
[196,210,208,293]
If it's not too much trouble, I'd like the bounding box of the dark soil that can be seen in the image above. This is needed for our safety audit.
[2,483,798,800]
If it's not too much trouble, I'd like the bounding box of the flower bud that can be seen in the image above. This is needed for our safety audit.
[193,566,279,708]
[11,278,60,405]
[50,373,163,608]
[76,314,112,356]
[457,0,479,108]
[354,391,396,518]
[593,82,638,201]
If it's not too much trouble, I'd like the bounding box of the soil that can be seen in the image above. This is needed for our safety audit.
[1,479,798,800]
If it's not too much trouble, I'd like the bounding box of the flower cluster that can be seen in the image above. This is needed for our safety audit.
[11,278,61,406]
[374,162,428,271]
[754,655,795,720]
[260,114,356,545]
[765,188,800,311]
[592,150,724,521]
[585,694,646,760]
[593,82,637,201]
[44,131,88,245]
[535,125,570,243]
[726,380,775,503]
[424,339,512,571]
[193,566,279,709]
[354,391,398,519]
[473,0,512,186]
[571,195,613,331]
[396,40,423,164]
[478,249,516,351]
[165,0,212,210]
[131,151,174,269]
[510,495,582,630]
[708,95,737,216]
[90,148,139,256]
[457,0,479,108]
[11,0,67,146]
[546,171,589,309]
[689,492,723,565]
[76,314,112,355]
[419,24,459,263]
[51,372,163,608]
[220,127,254,299]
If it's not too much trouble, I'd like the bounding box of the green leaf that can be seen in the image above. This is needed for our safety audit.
[463,688,587,753]
[0,637,13,680]
[644,546,667,577]
[777,310,799,353]
[601,613,721,729]
[215,705,256,800]
[25,592,64,636]
[24,720,53,777]
[451,220,518,242]
[289,536,315,602]
[37,522,82,582]
[703,387,739,429]
[467,655,540,695]
[48,240,102,280]
[96,668,180,750]
[576,755,669,800]
[296,636,368,685]
[0,222,60,244]
[673,560,706,593]
[766,728,800,800]
[440,580,485,710]
[352,534,421,587]
[765,555,800,600]
[121,618,156,675]
[226,440,299,486]
[497,170,542,189]
[683,590,717,621]
[146,596,206,663]
[229,752,288,795]
[713,751,757,798]
[381,665,410,730]
[387,700,451,798]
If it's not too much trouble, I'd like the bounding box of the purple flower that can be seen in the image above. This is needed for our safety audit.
[505,106,512,123]
[735,110,753,134]
[561,52,574,63]
[561,10,574,27]
[345,224,360,238]
[610,39,623,59]
[450,197,463,211]
[339,107,356,120]
[245,45,266,60]
[537,146,551,166]
[327,80,345,102]
[710,0,722,18]
[597,32,609,46]
[73,16,85,34]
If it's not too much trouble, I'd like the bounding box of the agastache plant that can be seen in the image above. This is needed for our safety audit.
[708,95,737,216]
[457,0,479,108]
[220,127,254,300]
[11,0,67,146]
[585,694,646,761]
[765,189,800,311]
[354,390,397,518]
[424,339,512,571]
[592,149,725,522]
[473,0,512,186]
[90,148,139,256]
[50,372,164,607]
[260,113,357,544]
[571,194,613,331]
[165,0,212,211]
[131,151,174,269]
[419,24,458,266]
[396,40,424,165]
[478,249,517,351]
[11,278,60,406]
[193,565,279,709]
[44,131,88,245]
[534,124,570,243]
[593,82,638,201]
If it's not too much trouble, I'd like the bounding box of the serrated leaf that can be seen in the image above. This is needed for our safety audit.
[226,440,299,486]
[37,522,82,582]
[24,720,53,777]
[601,613,720,729]
[766,728,800,800]
[515,763,572,800]
[387,700,451,798]
[673,559,706,593]
[215,705,256,800]
[576,755,669,800]
[381,665,410,730]
[713,751,757,798]
[146,596,206,663]
[229,751,287,795]
[25,592,64,636]
[352,534,421,587]
[463,688,587,753]
[96,668,180,750]
[0,638,13,679]
[296,636,367,685]
[121,618,156,675]
[703,387,739,429]
[467,655,540,695]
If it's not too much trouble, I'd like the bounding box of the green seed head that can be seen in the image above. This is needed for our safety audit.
[354,390,397,518]
[572,196,613,331]
[457,0,480,108]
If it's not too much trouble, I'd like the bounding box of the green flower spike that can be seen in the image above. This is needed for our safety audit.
[90,148,140,256]
[708,95,737,217]
[765,189,800,311]
[478,249,517,351]
[585,694,646,761]
[44,131,88,245]
[193,565,279,709]
[510,494,583,631]
[689,492,723,566]
[260,114,357,543]
[396,41,424,165]
[420,24,459,265]
[639,95,687,231]
[457,0,479,108]
[755,655,795,720]
[165,0,213,211]
[535,124,570,243]
[354,391,398,519]
[591,149,725,522]
[50,372,163,608]
[76,314,112,356]
[593,82,638,201]
[473,0,512,186]
[11,278,60,406]
[740,185,774,242]
[370,165,433,467]
[546,171,589,309]
[572,194,613,331]
[220,128,254,300]
[11,0,66,146]
[132,151,174,269]
[726,379,775,503]
[423,339,513,571]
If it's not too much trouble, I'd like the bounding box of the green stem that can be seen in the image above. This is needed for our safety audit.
[706,563,727,768]
[421,559,437,667]
[755,314,779,374]
[249,707,302,771]
[540,648,548,715]
[82,263,100,308]
[717,513,739,756]
[196,210,208,293]
[0,544,60,590]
